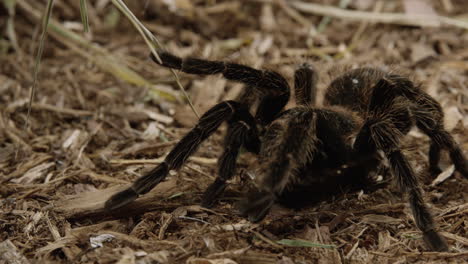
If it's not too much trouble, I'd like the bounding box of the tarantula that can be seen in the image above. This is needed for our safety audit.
[105,50,468,252]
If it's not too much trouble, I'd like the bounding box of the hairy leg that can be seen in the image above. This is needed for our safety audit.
[146,50,293,209]
[201,115,260,208]
[150,51,290,125]
[428,143,442,175]
[238,109,319,222]
[429,130,468,178]
[355,118,448,251]
[294,63,318,106]
[370,75,467,178]
[355,77,448,251]
[105,101,258,211]
[413,93,468,178]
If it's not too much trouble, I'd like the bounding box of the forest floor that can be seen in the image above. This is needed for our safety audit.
[0,0,467,263]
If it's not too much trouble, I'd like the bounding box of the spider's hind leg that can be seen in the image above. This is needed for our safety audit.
[354,77,448,251]
[356,119,448,251]
[365,74,467,178]
[413,93,468,178]
[150,51,290,125]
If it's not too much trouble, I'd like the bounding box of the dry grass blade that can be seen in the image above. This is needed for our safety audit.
[317,0,351,32]
[16,0,180,102]
[26,0,54,129]
[277,239,336,249]
[3,0,21,55]
[110,0,200,118]
[79,0,89,33]
[289,1,468,29]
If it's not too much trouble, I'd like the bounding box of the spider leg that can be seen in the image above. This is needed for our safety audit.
[428,130,467,178]
[355,120,448,251]
[368,76,467,178]
[150,52,290,125]
[239,109,318,222]
[294,63,318,106]
[413,94,468,178]
[105,100,257,211]
[355,79,448,252]
[366,75,419,114]
[201,113,260,208]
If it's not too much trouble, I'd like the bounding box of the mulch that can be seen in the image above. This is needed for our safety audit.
[0,0,467,263]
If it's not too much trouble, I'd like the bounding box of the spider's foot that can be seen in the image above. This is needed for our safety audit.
[104,188,138,211]
[423,230,448,252]
[149,51,181,69]
[201,179,227,208]
[429,166,442,177]
[237,191,275,223]
[456,162,468,179]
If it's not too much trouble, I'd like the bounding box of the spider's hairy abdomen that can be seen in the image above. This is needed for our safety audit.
[324,67,430,117]
[325,67,385,113]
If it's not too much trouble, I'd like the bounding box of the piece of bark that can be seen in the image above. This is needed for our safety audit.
[54,177,180,220]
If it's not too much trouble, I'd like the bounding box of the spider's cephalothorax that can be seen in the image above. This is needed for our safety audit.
[105,51,468,252]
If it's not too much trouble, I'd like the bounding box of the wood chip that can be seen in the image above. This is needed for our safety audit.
[54,176,179,219]
[361,214,402,224]
[11,162,55,184]
[443,106,463,131]
[431,165,455,186]
[0,240,31,264]
[187,257,238,264]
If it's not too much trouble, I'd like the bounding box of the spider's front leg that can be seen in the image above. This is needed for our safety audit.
[105,100,259,211]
